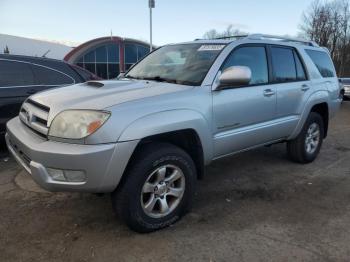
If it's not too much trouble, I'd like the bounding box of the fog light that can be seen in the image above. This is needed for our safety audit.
[47,168,66,181]
[64,170,86,182]
[47,168,86,183]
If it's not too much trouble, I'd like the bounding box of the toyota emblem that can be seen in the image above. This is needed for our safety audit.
[26,111,31,123]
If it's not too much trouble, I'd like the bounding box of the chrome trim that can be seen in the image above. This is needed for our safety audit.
[19,100,49,136]
[21,102,48,120]
[0,84,70,89]
[0,58,76,85]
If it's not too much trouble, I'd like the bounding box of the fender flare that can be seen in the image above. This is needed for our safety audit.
[289,90,329,139]
[118,109,213,164]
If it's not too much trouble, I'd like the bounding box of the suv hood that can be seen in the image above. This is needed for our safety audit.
[31,80,193,122]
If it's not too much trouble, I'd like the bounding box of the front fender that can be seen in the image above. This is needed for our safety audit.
[118,109,213,164]
[289,90,329,139]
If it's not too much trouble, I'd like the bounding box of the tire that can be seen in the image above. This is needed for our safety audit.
[112,142,196,233]
[340,90,345,103]
[287,112,325,164]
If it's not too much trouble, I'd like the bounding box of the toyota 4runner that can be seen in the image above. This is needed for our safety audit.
[6,34,342,232]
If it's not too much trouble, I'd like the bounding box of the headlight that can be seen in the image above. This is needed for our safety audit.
[48,110,110,139]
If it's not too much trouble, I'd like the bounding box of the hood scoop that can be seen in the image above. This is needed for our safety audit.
[86,81,104,88]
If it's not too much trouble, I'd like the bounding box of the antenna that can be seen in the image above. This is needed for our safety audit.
[42,49,50,58]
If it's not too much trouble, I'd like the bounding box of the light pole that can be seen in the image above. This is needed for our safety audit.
[149,0,155,51]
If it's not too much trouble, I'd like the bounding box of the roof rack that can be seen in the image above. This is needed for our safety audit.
[195,33,319,47]
[246,34,319,47]
[209,35,249,40]
[194,35,248,41]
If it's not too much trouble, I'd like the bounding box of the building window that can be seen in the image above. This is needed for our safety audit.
[75,42,120,79]
[125,43,150,71]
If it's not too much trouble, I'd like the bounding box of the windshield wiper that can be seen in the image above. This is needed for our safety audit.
[141,76,178,84]
[125,75,195,86]
[123,75,140,80]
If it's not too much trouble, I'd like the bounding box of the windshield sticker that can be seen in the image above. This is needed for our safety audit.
[198,45,226,51]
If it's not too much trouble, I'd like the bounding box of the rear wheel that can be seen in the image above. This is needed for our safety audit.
[112,142,196,233]
[287,112,324,164]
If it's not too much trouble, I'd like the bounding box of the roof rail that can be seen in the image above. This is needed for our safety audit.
[210,35,249,40]
[194,35,249,41]
[246,34,319,47]
[194,33,319,47]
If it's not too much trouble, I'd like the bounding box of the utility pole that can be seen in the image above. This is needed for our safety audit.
[149,0,155,51]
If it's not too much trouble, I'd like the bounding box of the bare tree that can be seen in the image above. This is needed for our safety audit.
[300,0,350,76]
[203,24,246,39]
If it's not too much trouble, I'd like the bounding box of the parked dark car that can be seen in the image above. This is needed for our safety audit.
[0,54,100,136]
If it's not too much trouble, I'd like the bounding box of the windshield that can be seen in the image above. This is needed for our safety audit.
[125,43,226,86]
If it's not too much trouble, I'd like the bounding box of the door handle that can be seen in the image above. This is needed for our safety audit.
[301,84,310,92]
[27,89,37,95]
[263,89,275,97]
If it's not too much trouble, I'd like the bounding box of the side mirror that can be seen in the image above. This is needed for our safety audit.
[217,66,251,89]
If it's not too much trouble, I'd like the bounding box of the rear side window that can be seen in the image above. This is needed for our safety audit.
[222,46,268,85]
[270,47,307,83]
[70,65,94,81]
[31,65,74,85]
[271,47,297,83]
[0,60,35,87]
[294,51,307,81]
[305,50,335,78]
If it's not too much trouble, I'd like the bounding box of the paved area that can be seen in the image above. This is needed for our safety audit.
[1,103,350,262]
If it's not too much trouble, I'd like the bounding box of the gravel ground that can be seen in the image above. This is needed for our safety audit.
[0,102,350,262]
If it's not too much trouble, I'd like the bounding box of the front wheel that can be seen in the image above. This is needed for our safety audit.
[287,112,324,164]
[112,143,196,233]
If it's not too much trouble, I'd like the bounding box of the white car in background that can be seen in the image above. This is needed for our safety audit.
[339,78,350,101]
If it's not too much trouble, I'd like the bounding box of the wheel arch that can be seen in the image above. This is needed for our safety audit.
[133,129,206,179]
[290,91,329,139]
[118,110,213,180]
[310,102,329,138]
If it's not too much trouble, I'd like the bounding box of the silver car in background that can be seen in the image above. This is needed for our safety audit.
[6,34,341,232]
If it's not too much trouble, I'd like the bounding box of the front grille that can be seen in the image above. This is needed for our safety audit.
[19,99,50,138]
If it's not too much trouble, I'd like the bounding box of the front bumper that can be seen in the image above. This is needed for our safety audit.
[6,117,139,193]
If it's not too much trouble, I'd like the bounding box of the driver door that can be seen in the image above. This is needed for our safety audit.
[212,45,278,158]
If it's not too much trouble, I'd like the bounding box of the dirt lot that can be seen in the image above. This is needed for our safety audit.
[1,103,350,262]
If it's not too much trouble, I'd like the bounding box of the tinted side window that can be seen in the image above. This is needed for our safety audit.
[222,46,268,85]
[305,50,335,78]
[0,60,35,87]
[271,47,296,83]
[31,65,74,85]
[294,51,307,81]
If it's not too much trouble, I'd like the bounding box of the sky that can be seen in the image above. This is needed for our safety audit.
[0,0,315,47]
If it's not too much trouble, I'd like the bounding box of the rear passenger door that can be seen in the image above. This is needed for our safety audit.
[269,46,310,136]
[0,60,36,129]
[31,64,75,93]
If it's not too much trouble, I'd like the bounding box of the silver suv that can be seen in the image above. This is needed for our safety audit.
[6,34,341,232]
